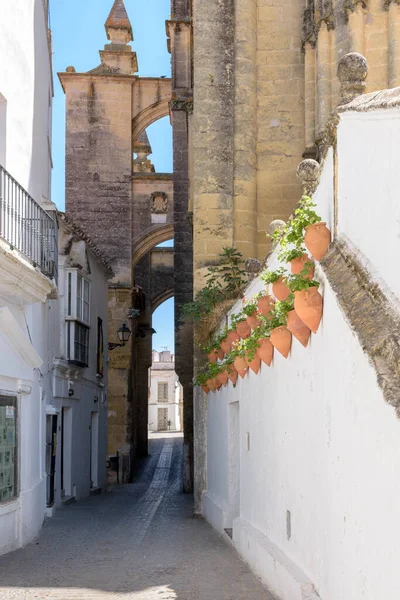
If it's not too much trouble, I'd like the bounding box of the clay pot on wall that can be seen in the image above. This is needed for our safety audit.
[220,338,231,355]
[304,222,331,261]
[294,287,323,333]
[257,295,275,318]
[270,326,292,358]
[227,330,240,348]
[201,384,209,394]
[246,353,261,375]
[217,370,229,387]
[256,337,274,366]
[234,356,248,379]
[228,368,238,385]
[206,378,216,392]
[246,312,262,330]
[272,278,291,302]
[287,310,311,347]
[236,320,251,340]
[290,254,314,280]
[215,380,222,391]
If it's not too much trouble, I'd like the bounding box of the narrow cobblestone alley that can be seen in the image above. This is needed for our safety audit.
[0,434,274,600]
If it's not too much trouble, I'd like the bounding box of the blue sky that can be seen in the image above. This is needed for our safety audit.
[50,0,174,351]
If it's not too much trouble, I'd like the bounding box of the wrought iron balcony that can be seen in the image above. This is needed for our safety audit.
[0,165,58,282]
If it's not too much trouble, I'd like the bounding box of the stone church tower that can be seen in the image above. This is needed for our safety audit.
[59,0,194,488]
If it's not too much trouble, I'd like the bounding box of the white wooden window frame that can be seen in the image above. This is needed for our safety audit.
[157,382,169,402]
[66,270,90,367]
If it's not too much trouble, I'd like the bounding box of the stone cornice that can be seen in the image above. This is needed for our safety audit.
[58,212,114,278]
[131,173,173,180]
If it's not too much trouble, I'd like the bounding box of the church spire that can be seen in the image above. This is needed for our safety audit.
[105,0,133,44]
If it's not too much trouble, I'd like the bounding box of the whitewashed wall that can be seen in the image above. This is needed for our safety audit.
[202,107,400,599]
[0,0,54,556]
[148,364,181,432]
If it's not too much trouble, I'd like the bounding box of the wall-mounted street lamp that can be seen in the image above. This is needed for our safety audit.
[108,323,132,351]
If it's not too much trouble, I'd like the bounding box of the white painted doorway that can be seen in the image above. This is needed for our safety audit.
[157,408,168,431]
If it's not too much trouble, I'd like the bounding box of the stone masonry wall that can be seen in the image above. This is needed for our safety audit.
[63,76,133,283]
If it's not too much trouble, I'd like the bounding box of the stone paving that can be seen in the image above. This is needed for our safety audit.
[0,433,274,600]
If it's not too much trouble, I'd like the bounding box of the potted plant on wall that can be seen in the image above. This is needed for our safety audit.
[204,339,224,363]
[242,298,262,330]
[261,267,291,302]
[269,299,293,358]
[256,290,276,319]
[239,335,262,375]
[288,270,323,334]
[279,246,315,280]
[254,318,274,366]
[273,195,331,262]
[231,341,249,379]
[231,311,251,340]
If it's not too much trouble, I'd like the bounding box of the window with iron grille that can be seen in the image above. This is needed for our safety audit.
[158,382,168,402]
[66,271,90,367]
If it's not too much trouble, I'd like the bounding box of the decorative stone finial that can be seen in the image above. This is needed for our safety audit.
[245,258,261,274]
[133,131,154,173]
[297,159,320,194]
[267,220,286,244]
[66,66,76,73]
[105,0,133,44]
[337,52,368,105]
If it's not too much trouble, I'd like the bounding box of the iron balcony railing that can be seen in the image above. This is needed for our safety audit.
[0,164,58,282]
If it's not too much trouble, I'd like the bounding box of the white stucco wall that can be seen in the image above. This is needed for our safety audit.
[0,0,52,203]
[337,108,400,299]
[202,106,400,599]
[148,358,181,432]
[0,0,53,556]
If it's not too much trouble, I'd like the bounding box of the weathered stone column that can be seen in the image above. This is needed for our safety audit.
[316,21,333,138]
[348,2,366,55]
[234,0,257,259]
[304,42,317,157]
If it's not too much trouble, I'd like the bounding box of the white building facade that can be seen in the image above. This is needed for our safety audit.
[148,350,182,432]
[46,214,111,510]
[198,87,400,600]
[0,0,57,555]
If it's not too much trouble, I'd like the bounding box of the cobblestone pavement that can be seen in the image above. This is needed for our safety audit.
[0,433,274,600]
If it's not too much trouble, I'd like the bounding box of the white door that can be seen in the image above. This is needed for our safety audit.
[157,408,168,431]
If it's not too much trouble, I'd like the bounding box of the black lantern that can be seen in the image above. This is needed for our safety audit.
[108,323,131,351]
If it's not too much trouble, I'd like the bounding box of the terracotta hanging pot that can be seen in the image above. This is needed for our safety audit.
[217,370,229,387]
[227,330,240,348]
[236,320,251,339]
[286,310,311,347]
[256,337,274,366]
[304,222,331,261]
[257,295,275,319]
[215,380,222,391]
[220,338,231,355]
[294,287,323,333]
[272,278,291,302]
[201,384,209,394]
[216,347,224,360]
[246,353,261,375]
[206,378,216,392]
[207,349,218,363]
[228,368,238,385]
[290,254,314,280]
[270,326,292,358]
[234,356,248,379]
[246,312,262,330]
